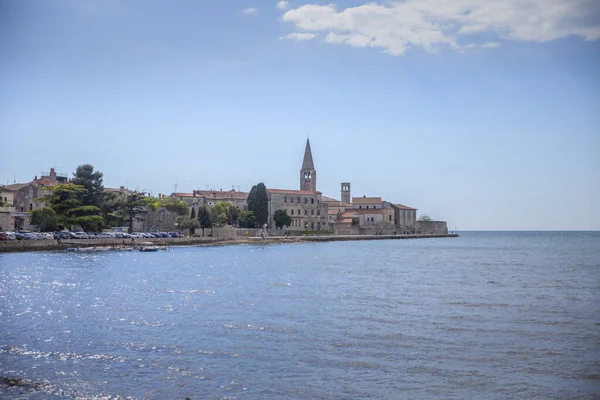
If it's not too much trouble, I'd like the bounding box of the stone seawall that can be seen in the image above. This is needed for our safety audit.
[0,234,459,253]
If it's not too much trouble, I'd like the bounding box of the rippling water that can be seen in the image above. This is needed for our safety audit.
[1,232,599,399]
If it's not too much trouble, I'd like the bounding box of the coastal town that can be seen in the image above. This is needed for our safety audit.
[0,139,449,239]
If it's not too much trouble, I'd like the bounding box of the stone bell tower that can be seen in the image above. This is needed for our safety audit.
[300,138,317,192]
[341,182,351,205]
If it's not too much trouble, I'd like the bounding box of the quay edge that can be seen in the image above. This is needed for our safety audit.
[0,234,459,254]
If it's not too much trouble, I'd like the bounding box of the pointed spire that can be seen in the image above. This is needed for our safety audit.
[302,138,315,170]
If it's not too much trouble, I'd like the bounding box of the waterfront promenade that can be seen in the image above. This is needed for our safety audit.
[0,234,459,253]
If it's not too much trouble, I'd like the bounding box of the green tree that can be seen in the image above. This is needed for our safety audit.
[115,193,148,233]
[273,209,292,229]
[198,205,212,236]
[71,164,104,206]
[30,207,59,232]
[237,210,256,229]
[38,183,103,230]
[159,197,189,216]
[418,214,433,222]
[177,215,199,236]
[247,183,268,227]
[190,206,196,219]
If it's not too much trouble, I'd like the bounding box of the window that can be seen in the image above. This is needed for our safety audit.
[304,198,307,204]
[304,209,308,215]
[297,197,300,203]
[291,197,294,203]
[317,210,320,215]
[284,196,287,203]
[311,222,314,230]
[311,210,314,215]
[298,209,301,215]
[366,205,369,209]
[359,205,362,209]
[29,203,33,211]
[389,215,392,221]
[291,209,294,215]
[311,198,314,204]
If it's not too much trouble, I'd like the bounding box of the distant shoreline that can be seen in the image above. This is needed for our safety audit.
[0,234,459,254]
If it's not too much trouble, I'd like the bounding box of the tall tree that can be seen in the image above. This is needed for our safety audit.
[116,193,148,233]
[198,206,212,236]
[247,183,268,227]
[273,209,292,229]
[190,206,196,219]
[71,164,104,206]
[39,183,103,231]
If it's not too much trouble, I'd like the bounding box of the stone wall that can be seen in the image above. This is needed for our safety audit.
[416,220,448,235]
[267,192,329,231]
[0,207,14,231]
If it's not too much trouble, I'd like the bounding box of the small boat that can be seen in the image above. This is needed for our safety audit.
[139,246,161,252]
[67,247,98,252]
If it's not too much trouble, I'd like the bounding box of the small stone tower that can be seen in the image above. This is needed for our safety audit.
[341,182,351,205]
[300,138,317,192]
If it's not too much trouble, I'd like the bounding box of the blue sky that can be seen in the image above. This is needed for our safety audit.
[1,0,599,230]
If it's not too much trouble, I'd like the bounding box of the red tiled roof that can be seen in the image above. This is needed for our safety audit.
[321,196,339,202]
[2,183,31,191]
[339,211,359,219]
[352,197,382,205]
[173,190,248,200]
[267,188,321,195]
[327,209,339,215]
[394,203,417,210]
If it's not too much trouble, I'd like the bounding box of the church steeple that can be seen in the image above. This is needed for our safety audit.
[300,138,317,192]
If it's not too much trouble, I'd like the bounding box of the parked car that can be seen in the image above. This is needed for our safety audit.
[0,232,11,240]
[58,231,78,239]
[96,232,113,238]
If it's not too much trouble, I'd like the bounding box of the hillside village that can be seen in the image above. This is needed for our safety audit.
[0,140,448,236]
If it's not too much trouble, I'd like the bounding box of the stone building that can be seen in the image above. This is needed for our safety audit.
[2,168,68,230]
[266,139,330,232]
[392,203,417,233]
[171,189,248,211]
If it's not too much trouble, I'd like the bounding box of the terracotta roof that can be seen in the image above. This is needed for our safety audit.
[173,190,248,200]
[352,197,382,205]
[394,203,417,210]
[339,211,359,219]
[3,182,32,191]
[196,189,248,199]
[267,188,321,195]
[327,209,339,215]
[338,218,354,224]
[321,196,339,202]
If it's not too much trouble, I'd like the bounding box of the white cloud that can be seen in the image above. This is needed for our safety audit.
[482,42,501,48]
[243,7,258,15]
[276,1,289,10]
[281,0,600,55]
[280,32,317,40]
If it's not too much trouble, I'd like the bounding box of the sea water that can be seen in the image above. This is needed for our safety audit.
[1,231,599,399]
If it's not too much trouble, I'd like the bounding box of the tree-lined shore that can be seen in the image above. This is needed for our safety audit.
[28,164,272,234]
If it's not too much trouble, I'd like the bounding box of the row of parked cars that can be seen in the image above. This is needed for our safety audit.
[0,231,184,241]
[0,232,54,240]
